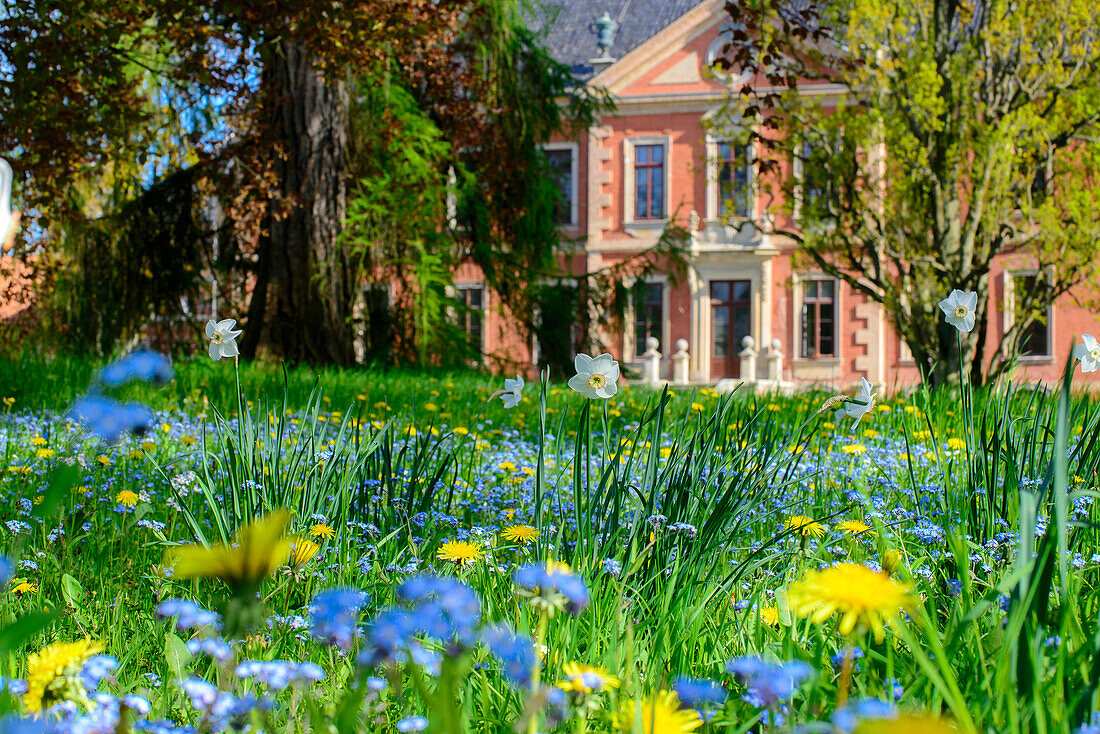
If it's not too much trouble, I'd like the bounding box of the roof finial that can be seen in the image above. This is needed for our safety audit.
[593,12,618,58]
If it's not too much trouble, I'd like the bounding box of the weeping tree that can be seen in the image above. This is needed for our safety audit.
[3,0,618,365]
[715,0,1100,385]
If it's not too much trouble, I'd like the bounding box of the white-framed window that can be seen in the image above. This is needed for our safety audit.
[793,274,840,360]
[705,137,754,222]
[455,283,486,355]
[543,143,579,227]
[624,277,668,360]
[623,136,672,229]
[1005,270,1053,360]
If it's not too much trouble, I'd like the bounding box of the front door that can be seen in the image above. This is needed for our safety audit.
[710,280,752,379]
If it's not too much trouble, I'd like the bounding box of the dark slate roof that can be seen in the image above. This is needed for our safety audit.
[530,0,706,81]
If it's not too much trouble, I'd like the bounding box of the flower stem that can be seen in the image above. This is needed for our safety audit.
[528,610,550,734]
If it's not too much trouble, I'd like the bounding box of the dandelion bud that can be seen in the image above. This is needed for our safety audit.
[882,549,904,576]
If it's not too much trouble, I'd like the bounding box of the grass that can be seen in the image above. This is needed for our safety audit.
[0,351,1098,732]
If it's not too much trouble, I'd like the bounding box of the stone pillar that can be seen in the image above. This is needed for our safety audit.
[767,338,784,383]
[642,337,662,386]
[672,339,691,385]
[738,335,757,383]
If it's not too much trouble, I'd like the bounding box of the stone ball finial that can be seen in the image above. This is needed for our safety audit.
[771,338,782,351]
[741,335,755,350]
[675,338,689,353]
[645,336,659,351]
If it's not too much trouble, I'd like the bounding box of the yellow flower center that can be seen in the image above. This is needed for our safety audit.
[954,305,967,318]
[1092,348,1100,360]
[212,332,223,343]
[587,373,606,390]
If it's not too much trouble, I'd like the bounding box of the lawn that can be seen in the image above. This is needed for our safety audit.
[0,353,1097,733]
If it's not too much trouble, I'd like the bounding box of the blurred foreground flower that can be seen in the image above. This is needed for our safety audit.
[310,587,369,650]
[481,625,537,687]
[558,661,620,696]
[69,395,153,443]
[169,510,292,589]
[787,562,916,643]
[727,656,812,706]
[97,350,174,386]
[938,289,978,333]
[206,318,243,360]
[24,639,103,712]
[568,353,619,399]
[514,561,589,616]
[618,690,702,734]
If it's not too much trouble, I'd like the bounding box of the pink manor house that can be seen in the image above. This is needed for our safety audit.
[470,0,1099,390]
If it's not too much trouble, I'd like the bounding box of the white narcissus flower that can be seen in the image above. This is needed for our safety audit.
[1074,335,1100,373]
[0,157,19,247]
[835,377,877,432]
[567,353,619,399]
[206,319,242,360]
[500,375,524,408]
[938,289,978,333]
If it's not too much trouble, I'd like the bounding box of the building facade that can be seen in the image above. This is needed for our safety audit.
[460,0,1100,390]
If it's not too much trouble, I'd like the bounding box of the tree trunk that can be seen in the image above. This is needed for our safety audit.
[246,39,353,364]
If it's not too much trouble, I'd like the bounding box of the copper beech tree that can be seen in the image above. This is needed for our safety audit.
[714,0,1100,385]
[1,0,607,364]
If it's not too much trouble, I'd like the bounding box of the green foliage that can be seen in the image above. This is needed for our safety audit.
[718,0,1100,385]
[49,168,205,355]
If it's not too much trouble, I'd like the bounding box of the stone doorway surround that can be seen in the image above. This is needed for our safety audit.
[686,242,778,384]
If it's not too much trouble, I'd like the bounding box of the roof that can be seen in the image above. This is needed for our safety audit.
[531,0,706,81]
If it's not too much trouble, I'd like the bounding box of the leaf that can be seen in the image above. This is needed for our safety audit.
[0,611,58,656]
[33,463,82,520]
[60,574,85,610]
[164,631,191,680]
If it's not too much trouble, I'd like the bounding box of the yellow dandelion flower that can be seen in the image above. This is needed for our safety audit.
[854,713,958,734]
[946,437,966,451]
[24,639,103,712]
[96,455,111,466]
[168,509,292,590]
[836,520,873,536]
[12,579,37,595]
[500,525,539,545]
[785,515,826,538]
[558,661,620,694]
[114,490,140,507]
[288,538,320,567]
[31,437,47,446]
[618,691,702,734]
[787,562,917,642]
[309,523,335,539]
[437,541,485,567]
[759,606,780,626]
[35,448,55,459]
[841,443,867,455]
